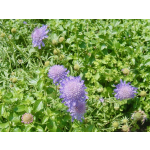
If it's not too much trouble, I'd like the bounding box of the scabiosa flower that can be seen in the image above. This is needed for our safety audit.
[32,25,49,49]
[48,65,69,85]
[68,101,86,122]
[99,97,104,103]
[131,110,147,124]
[59,76,88,107]
[23,21,27,24]
[21,113,33,124]
[113,79,137,100]
[59,76,88,122]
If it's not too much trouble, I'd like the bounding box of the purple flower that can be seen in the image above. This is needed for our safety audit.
[59,76,88,122]
[113,79,137,100]
[31,25,49,49]
[21,113,33,124]
[99,98,104,103]
[68,101,86,122]
[23,21,27,24]
[48,65,69,85]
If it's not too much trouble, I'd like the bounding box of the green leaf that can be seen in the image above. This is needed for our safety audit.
[46,87,54,94]
[13,128,21,132]
[0,104,5,115]
[24,125,33,132]
[42,116,49,124]
[14,105,26,112]
[101,44,107,50]
[145,61,150,66]
[0,122,9,129]
[95,73,100,80]
[33,100,44,112]
[36,125,44,132]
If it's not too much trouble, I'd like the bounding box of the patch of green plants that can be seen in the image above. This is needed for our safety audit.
[0,19,150,132]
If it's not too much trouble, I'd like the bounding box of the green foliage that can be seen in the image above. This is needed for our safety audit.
[0,19,150,132]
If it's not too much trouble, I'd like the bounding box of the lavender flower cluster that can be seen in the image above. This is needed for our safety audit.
[48,65,88,122]
[32,25,49,49]
[59,76,88,122]
[113,79,138,100]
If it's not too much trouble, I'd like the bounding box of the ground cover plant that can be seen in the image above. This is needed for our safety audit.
[0,19,150,132]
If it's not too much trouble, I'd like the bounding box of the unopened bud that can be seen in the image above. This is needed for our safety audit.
[140,91,146,97]
[112,122,119,128]
[59,37,64,43]
[122,118,128,124]
[45,61,50,67]
[11,28,16,33]
[0,33,5,37]
[52,40,58,45]
[59,54,65,60]
[12,77,17,83]
[11,72,15,76]
[122,68,130,75]
[54,56,58,60]
[122,125,129,132]
[74,64,80,71]
[134,112,142,121]
[53,49,60,55]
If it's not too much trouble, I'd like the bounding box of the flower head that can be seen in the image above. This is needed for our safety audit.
[48,65,69,85]
[21,113,33,124]
[32,25,49,49]
[59,76,88,122]
[59,76,88,107]
[131,110,147,124]
[113,79,137,100]
[68,101,86,122]
[99,97,104,103]
[23,21,27,24]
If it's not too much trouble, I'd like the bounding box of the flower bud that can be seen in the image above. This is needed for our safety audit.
[122,118,128,124]
[74,64,80,71]
[88,53,91,57]
[12,77,17,83]
[18,59,23,64]
[114,103,119,110]
[59,54,65,60]
[59,37,64,43]
[133,112,142,121]
[122,125,129,132]
[112,121,119,128]
[11,72,15,76]
[122,68,130,75]
[45,61,50,67]
[10,84,14,88]
[54,55,58,60]
[131,110,147,124]
[0,33,5,37]
[140,91,146,97]
[52,40,58,45]
[53,49,60,55]
[11,28,16,33]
